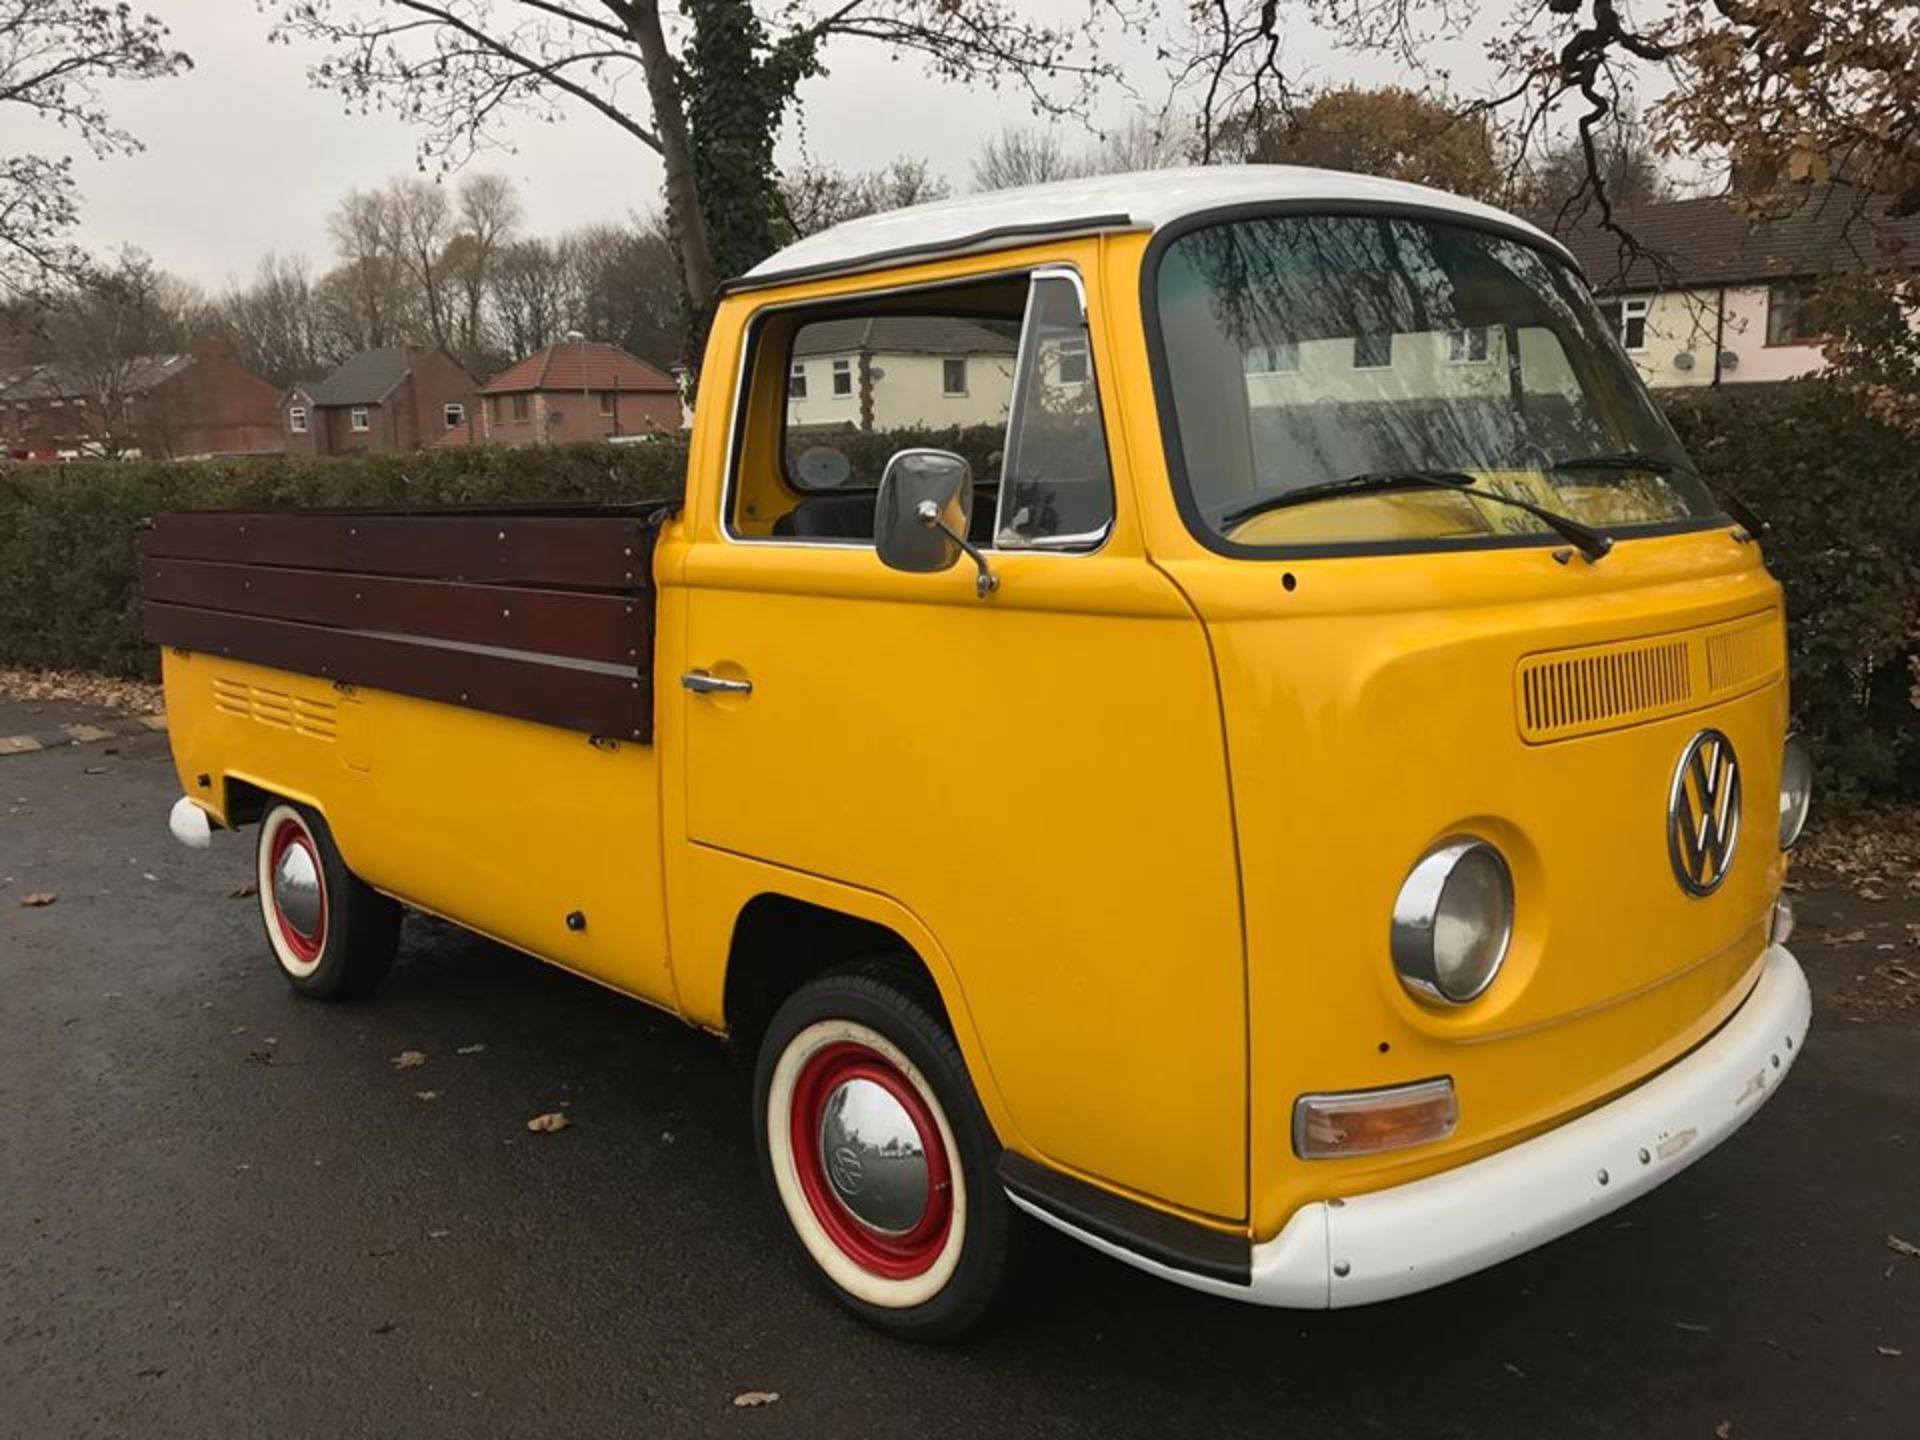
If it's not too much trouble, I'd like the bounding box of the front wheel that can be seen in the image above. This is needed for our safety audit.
[256,801,399,1000]
[754,965,1011,1340]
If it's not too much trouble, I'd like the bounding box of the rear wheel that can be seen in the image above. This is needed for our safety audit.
[754,965,1010,1340]
[256,802,399,1000]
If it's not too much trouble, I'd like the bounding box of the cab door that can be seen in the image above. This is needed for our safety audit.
[678,258,1248,1221]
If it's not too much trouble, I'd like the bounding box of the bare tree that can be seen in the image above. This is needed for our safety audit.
[325,187,416,349]
[41,250,203,456]
[971,125,1085,192]
[1525,107,1672,213]
[391,177,457,348]
[781,156,951,237]
[0,2,191,295]
[451,172,520,365]
[489,236,572,360]
[564,221,681,367]
[266,0,1137,349]
[219,253,330,386]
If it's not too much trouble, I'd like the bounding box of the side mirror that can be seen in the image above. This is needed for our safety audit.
[874,448,998,597]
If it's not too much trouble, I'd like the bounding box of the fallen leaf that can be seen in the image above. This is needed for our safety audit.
[19,892,56,907]
[415,1090,439,1102]
[391,1050,428,1069]
[1888,1234,1920,1260]
[455,1043,486,1055]
[142,872,158,882]
[1878,1345,1903,1357]
[732,1392,780,1408]
[427,1229,450,1239]
[1715,1423,1732,1440]
[83,765,108,776]
[526,1111,570,1134]
[227,882,257,898]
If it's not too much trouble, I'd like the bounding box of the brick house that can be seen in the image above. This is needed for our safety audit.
[0,337,283,461]
[1544,186,1920,389]
[473,339,681,446]
[281,346,480,455]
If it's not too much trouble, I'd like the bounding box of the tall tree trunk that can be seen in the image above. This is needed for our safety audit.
[627,0,716,311]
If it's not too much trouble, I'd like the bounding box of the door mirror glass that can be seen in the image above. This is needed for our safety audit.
[875,449,973,574]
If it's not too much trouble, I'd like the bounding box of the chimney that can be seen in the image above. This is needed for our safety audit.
[191,336,231,361]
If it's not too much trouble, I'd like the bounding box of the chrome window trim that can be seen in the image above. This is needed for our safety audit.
[718,262,1114,560]
[990,265,1116,553]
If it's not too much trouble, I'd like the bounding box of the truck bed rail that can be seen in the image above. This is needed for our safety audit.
[139,504,666,742]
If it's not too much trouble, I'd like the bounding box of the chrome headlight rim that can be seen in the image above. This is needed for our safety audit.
[1779,734,1812,851]
[1391,837,1515,1006]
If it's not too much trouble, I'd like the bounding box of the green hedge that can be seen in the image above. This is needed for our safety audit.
[1663,384,1920,808]
[4,388,1915,806]
[0,442,688,681]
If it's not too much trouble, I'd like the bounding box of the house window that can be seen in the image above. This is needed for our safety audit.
[443,402,464,429]
[1353,332,1393,369]
[942,357,967,396]
[788,362,807,400]
[1767,281,1823,346]
[597,390,615,416]
[1614,297,1651,352]
[288,406,308,434]
[350,406,370,432]
[512,393,530,421]
[1446,326,1490,363]
[1243,342,1299,374]
[831,358,852,396]
[1056,337,1090,385]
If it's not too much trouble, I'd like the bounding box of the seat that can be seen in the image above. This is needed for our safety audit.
[773,494,877,540]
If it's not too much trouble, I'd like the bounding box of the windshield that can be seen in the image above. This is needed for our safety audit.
[1151,213,1722,553]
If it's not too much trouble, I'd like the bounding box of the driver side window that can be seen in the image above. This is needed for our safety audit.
[730,269,1114,550]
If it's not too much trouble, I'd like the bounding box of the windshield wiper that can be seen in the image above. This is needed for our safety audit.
[1547,449,1768,536]
[1546,448,1683,475]
[1219,468,1614,563]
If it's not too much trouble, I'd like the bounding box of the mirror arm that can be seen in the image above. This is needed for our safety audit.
[914,499,999,598]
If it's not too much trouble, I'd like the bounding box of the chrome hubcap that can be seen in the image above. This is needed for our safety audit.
[817,1076,929,1235]
[272,836,323,939]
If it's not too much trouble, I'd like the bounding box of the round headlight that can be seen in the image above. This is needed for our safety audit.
[1779,736,1812,850]
[1391,839,1514,1005]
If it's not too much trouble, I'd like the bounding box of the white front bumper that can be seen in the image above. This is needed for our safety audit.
[1013,945,1811,1309]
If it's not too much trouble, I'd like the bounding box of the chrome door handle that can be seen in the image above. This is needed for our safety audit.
[681,670,752,696]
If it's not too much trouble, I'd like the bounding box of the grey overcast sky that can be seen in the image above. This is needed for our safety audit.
[45,2,1477,290]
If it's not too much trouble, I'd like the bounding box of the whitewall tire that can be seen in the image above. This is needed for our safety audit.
[253,800,400,1000]
[753,964,1011,1340]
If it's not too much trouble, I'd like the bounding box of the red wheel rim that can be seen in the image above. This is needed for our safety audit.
[789,1042,953,1279]
[267,819,327,963]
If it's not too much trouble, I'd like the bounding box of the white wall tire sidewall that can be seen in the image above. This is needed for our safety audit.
[767,1018,968,1310]
[258,804,324,980]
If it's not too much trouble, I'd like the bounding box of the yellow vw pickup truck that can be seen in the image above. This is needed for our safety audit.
[147,167,1813,1340]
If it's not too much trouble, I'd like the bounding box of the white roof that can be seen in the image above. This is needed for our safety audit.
[744,165,1573,286]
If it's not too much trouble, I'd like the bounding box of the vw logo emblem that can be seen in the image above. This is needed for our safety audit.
[828,1144,865,1197]
[1668,729,1742,896]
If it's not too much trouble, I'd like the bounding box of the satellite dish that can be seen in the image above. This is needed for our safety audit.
[1719,351,1740,371]
[1672,351,1696,371]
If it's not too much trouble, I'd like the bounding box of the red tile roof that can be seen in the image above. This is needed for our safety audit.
[482,340,678,396]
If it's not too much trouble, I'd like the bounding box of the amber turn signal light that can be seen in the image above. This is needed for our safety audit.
[1292,1077,1459,1159]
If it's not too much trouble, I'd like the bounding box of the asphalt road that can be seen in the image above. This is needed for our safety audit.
[2,697,1914,1440]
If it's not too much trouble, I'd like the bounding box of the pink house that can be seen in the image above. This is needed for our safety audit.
[1545,187,1920,390]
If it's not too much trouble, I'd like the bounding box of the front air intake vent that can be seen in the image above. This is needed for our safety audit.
[1516,612,1785,744]
[1520,639,1692,741]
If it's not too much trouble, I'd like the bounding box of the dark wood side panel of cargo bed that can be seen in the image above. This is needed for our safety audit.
[138,507,663,742]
